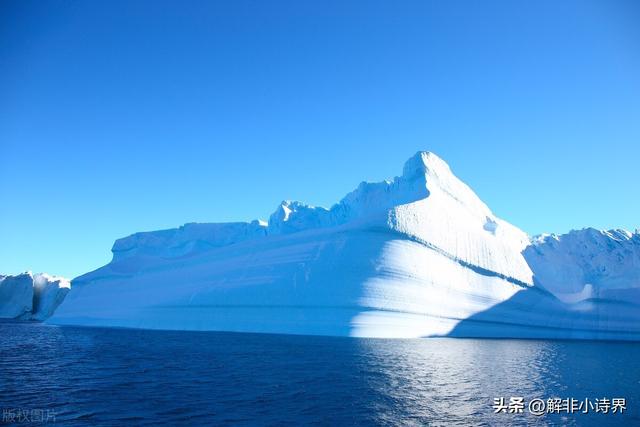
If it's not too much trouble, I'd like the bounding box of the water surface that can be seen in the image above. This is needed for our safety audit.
[1,321,638,425]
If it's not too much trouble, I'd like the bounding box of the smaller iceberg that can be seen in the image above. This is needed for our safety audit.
[0,272,70,320]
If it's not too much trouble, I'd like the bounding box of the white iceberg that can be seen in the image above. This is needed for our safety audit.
[0,272,70,320]
[0,273,34,319]
[47,152,640,340]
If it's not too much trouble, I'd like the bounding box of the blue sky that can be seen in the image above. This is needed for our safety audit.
[1,0,639,278]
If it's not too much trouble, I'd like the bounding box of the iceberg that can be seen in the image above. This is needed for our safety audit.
[0,273,34,319]
[0,272,70,320]
[48,152,640,340]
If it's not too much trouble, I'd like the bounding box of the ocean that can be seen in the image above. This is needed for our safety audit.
[1,321,638,426]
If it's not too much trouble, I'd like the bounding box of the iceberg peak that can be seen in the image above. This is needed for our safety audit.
[401,151,450,180]
[399,151,494,220]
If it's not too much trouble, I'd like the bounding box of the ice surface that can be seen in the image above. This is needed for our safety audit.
[48,152,640,339]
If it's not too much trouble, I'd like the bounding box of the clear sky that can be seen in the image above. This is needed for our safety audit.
[1,0,639,278]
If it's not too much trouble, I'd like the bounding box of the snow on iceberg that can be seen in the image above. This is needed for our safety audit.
[47,151,640,340]
[0,272,70,320]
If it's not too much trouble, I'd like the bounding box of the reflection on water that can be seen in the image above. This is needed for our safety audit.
[0,321,638,426]
[356,339,565,425]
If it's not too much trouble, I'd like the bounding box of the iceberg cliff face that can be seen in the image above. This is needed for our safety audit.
[0,274,34,319]
[0,273,70,320]
[48,152,640,340]
[31,273,72,321]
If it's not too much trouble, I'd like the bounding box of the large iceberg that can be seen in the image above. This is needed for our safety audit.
[0,273,70,320]
[48,152,640,339]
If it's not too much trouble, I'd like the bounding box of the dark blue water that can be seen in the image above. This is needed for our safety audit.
[1,321,638,426]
